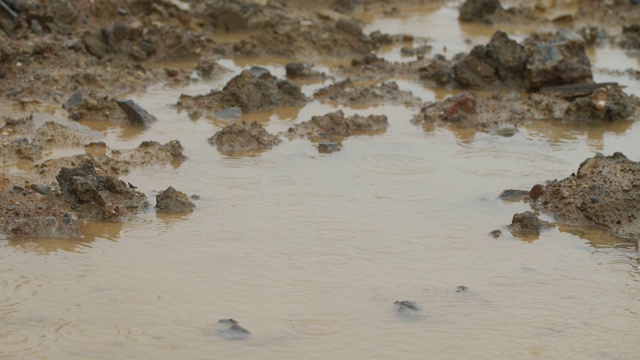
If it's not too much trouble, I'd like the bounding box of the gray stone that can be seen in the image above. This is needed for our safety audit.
[214,107,242,120]
[336,18,363,38]
[64,91,83,109]
[116,99,157,127]
[82,30,108,59]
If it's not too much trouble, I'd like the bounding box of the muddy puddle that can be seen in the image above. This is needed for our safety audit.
[2,2,640,360]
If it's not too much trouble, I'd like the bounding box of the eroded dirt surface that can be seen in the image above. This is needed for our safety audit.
[531,152,640,239]
[287,110,389,142]
[314,79,422,107]
[178,67,308,119]
[209,121,281,155]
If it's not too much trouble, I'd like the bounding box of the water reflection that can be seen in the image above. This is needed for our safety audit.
[3,221,123,254]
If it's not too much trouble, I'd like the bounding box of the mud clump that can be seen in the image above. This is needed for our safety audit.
[209,121,280,155]
[178,68,308,118]
[65,91,127,122]
[533,152,640,238]
[508,211,553,238]
[0,158,150,238]
[412,92,522,134]
[525,30,593,91]
[56,160,147,221]
[314,79,422,107]
[156,186,195,213]
[459,0,503,24]
[288,110,389,142]
[285,62,327,79]
[564,87,635,122]
[452,30,592,91]
[453,31,528,88]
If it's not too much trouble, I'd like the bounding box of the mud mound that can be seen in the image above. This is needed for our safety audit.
[34,140,187,183]
[452,30,592,91]
[65,91,128,122]
[508,211,553,239]
[458,0,539,25]
[563,86,635,122]
[533,152,640,238]
[178,68,308,118]
[314,79,422,106]
[209,121,280,155]
[412,92,523,134]
[288,110,388,141]
[156,186,195,213]
[1,116,94,164]
[0,159,150,238]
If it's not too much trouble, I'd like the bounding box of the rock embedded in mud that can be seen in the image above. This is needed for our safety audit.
[525,30,593,91]
[209,121,280,155]
[459,0,503,23]
[288,110,388,141]
[533,152,640,238]
[156,186,195,213]
[116,99,158,127]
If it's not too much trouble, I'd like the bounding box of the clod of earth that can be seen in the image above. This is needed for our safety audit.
[459,0,503,24]
[532,152,640,238]
[285,62,327,79]
[178,68,308,118]
[65,91,127,122]
[287,110,389,142]
[313,78,422,107]
[156,186,195,213]
[56,160,148,221]
[508,211,553,239]
[209,121,280,155]
[451,29,593,91]
[563,86,635,122]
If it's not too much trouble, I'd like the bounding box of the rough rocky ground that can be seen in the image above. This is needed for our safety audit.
[532,152,640,239]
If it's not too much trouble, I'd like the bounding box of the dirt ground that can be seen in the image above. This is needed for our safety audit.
[2,0,640,239]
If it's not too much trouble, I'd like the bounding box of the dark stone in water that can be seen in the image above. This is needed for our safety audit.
[116,99,157,127]
[499,189,529,201]
[217,318,251,340]
[394,300,420,312]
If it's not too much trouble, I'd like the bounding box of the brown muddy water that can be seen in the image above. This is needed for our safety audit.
[2,4,640,360]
